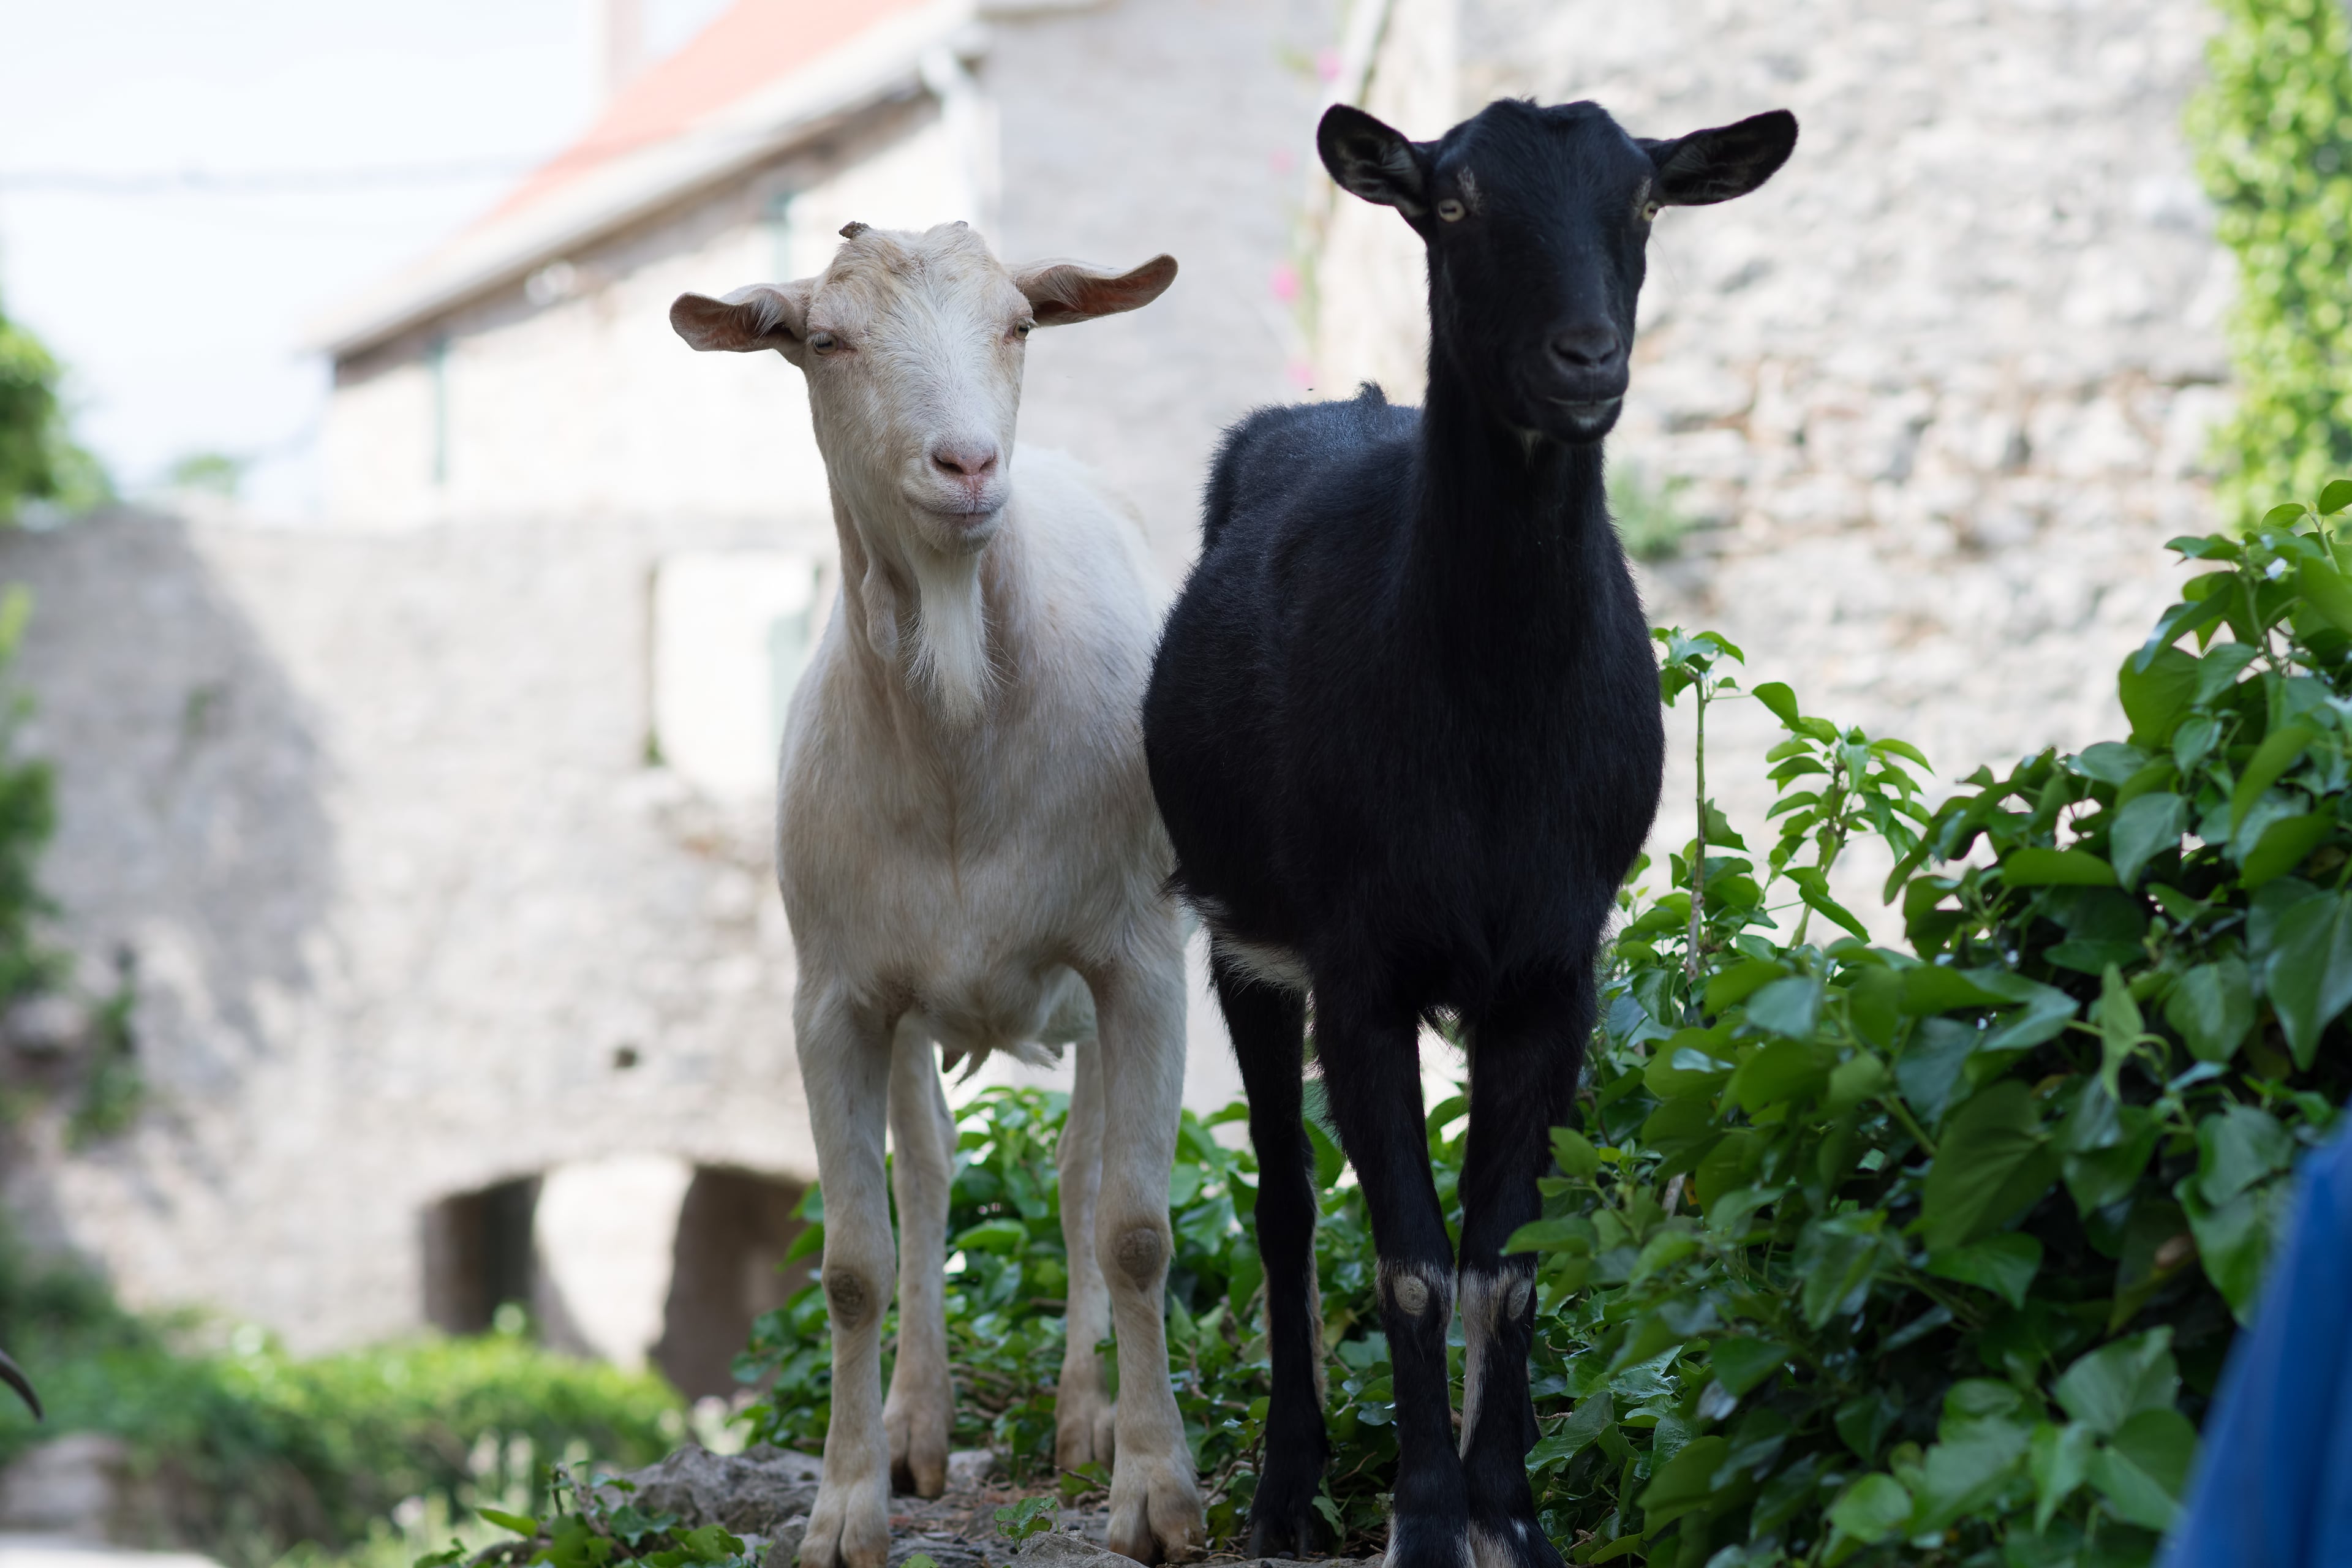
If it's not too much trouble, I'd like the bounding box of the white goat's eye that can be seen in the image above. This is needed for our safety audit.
[1436,197,1466,222]
[1642,200,1662,222]
[807,330,838,351]
[1014,321,1033,338]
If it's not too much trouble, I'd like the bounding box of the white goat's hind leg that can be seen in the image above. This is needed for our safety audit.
[796,987,897,1568]
[1055,1038,1118,1469]
[1088,945,1208,1562]
[884,1022,956,1498]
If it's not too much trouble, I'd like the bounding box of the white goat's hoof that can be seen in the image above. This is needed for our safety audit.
[1105,1447,1207,1565]
[801,1471,891,1568]
[885,1385,952,1498]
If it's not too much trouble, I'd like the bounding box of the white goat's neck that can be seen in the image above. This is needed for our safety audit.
[826,473,1017,733]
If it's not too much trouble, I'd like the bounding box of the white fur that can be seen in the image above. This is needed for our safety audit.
[686,224,1202,1568]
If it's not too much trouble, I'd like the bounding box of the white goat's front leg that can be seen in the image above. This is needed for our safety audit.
[796,985,897,1568]
[885,1022,956,1498]
[1087,938,1207,1563]
[1055,1038,1118,1469]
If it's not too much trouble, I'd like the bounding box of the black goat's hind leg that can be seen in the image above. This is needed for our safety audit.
[1219,957,1327,1559]
[1316,995,1470,1568]
[1457,987,1588,1568]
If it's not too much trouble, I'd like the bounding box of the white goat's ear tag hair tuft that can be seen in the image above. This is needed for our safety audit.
[840,220,871,239]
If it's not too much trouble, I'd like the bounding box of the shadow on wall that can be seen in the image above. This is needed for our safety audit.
[0,511,336,1224]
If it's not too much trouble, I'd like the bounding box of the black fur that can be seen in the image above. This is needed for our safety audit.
[1143,97,1795,1568]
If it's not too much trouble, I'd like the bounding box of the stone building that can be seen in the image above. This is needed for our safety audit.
[0,0,2236,1368]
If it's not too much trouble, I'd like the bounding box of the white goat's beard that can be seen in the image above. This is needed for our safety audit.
[905,547,994,723]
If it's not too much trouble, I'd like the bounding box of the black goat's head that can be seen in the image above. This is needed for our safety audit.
[1319,97,1796,445]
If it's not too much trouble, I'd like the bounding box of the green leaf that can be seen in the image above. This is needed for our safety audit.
[2096,963,2147,1102]
[1752,680,1801,728]
[1637,1434,1730,1529]
[1912,1416,2032,1532]
[1727,1038,1830,1114]
[1531,1393,1613,1474]
[1705,957,1788,1012]
[477,1510,540,1537]
[2002,847,2119,888]
[1823,1052,1890,1116]
[1924,1232,2043,1310]
[1895,1018,1976,1126]
[2239,809,2333,886]
[2196,1103,2295,1207]
[2164,957,2254,1063]
[1794,1213,1884,1329]
[2231,722,2316,834]
[1304,1114,1346,1191]
[2089,1407,2196,1532]
[2029,1420,2097,1533]
[2301,556,2352,635]
[1505,1216,1596,1257]
[2106,791,2186,888]
[2318,478,2352,515]
[2117,646,2199,745]
[1550,1125,1602,1180]
[1899,965,2012,1015]
[2075,742,2151,786]
[953,1218,1028,1254]
[1787,867,1871,938]
[2263,889,2352,1068]
[1744,973,1826,1039]
[1709,1337,1792,1398]
[2179,1176,2283,1321]
[1825,1474,1912,1547]
[1643,1030,1735,1099]
[1920,1081,2058,1252]
[2052,1329,2177,1438]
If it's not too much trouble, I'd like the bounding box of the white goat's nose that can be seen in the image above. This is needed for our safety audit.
[930,440,1000,481]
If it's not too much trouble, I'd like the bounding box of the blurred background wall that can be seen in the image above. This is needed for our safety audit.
[0,0,2229,1373]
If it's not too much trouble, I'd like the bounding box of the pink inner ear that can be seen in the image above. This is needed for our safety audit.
[1028,256,1177,323]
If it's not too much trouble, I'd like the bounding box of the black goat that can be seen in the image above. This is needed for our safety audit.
[1142,99,1796,1568]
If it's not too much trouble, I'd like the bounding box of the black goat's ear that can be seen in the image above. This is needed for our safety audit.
[1642,109,1798,206]
[1318,104,1431,218]
[671,281,816,363]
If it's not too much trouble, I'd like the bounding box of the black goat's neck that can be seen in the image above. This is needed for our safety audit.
[1409,349,1615,634]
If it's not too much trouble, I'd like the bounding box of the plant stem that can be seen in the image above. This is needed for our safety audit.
[1688,680,1708,986]
[1882,1091,1939,1158]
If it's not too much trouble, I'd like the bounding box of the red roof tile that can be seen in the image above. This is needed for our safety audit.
[488,0,933,224]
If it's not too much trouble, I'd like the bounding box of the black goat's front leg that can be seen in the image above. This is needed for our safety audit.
[1456,983,1589,1568]
[1316,994,1468,1568]
[1217,957,1327,1559]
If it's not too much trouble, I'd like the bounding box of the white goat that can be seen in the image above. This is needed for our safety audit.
[671,222,1203,1568]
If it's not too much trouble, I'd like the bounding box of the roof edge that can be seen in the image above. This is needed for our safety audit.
[306,0,981,361]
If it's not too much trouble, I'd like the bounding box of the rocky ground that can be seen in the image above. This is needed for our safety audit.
[622,1445,1381,1568]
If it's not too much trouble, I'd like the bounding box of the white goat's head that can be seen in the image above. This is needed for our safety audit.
[671,221,1174,718]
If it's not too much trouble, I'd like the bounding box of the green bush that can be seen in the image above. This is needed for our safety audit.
[2188,0,2352,523]
[0,300,107,521]
[736,489,2352,1568]
[0,1234,682,1568]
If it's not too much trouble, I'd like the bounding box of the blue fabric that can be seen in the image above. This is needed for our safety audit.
[2163,1115,2352,1567]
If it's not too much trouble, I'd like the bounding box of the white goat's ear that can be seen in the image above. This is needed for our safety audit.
[670,281,816,360]
[1011,255,1178,326]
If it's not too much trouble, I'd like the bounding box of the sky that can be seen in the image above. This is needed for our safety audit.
[0,0,730,518]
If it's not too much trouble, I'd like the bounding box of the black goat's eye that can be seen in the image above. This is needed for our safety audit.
[1436,197,1466,222]
[1641,200,1662,222]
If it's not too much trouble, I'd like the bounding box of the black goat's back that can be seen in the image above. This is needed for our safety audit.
[1147,383,1662,1022]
